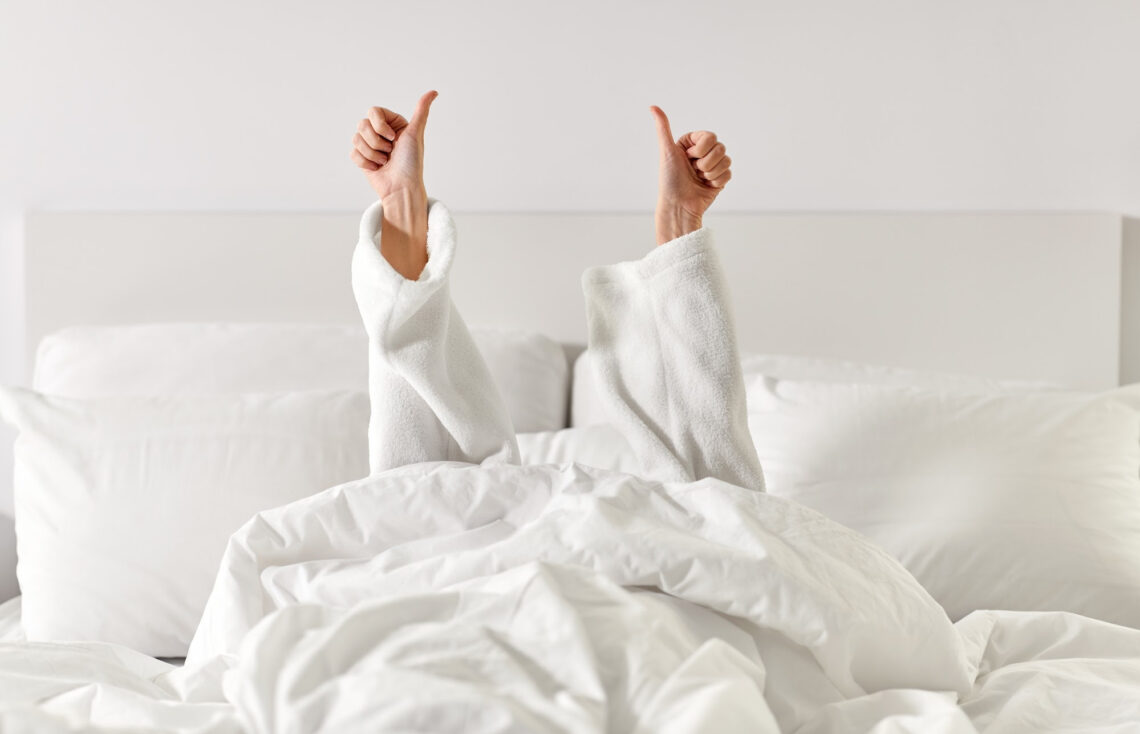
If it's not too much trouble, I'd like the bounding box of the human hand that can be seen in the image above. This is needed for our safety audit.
[351,90,438,202]
[350,91,438,280]
[650,106,733,245]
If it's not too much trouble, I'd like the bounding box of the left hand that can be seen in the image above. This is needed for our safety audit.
[650,106,733,244]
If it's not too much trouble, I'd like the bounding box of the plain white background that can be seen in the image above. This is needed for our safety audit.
[1,0,1140,580]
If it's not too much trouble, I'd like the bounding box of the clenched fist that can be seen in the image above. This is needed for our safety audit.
[351,91,438,280]
[650,106,733,245]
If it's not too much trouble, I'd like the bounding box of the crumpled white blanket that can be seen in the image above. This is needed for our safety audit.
[4,469,1140,732]
[190,460,967,732]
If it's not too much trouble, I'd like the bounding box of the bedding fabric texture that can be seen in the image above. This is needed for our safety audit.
[746,376,1140,628]
[0,322,568,605]
[567,352,1140,629]
[570,350,1056,428]
[3,199,1140,732]
[0,388,370,655]
[33,322,569,434]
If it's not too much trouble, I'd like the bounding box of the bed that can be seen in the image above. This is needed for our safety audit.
[2,210,1140,732]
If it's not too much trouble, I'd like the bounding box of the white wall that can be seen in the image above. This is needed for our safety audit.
[1,0,1140,597]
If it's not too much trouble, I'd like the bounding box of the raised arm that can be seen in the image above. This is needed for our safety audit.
[582,107,764,490]
[350,93,518,473]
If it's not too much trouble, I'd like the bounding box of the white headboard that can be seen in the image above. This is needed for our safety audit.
[25,210,1127,390]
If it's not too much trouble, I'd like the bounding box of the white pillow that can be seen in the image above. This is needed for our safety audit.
[746,376,1140,627]
[33,323,569,433]
[739,354,1057,391]
[0,387,369,656]
[570,350,1053,428]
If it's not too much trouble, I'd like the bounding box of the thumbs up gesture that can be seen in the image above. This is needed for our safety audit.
[351,91,438,279]
[650,106,733,245]
[352,90,438,202]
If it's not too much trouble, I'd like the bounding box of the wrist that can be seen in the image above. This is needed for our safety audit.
[380,187,428,230]
[654,201,703,245]
[379,187,429,280]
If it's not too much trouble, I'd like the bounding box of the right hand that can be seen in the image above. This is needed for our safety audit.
[351,91,438,202]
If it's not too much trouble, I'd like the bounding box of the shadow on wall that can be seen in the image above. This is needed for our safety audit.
[0,512,14,602]
[1122,217,1140,384]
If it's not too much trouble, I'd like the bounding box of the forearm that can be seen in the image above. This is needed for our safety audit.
[379,188,429,280]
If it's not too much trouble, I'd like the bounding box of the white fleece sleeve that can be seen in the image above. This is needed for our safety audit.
[582,228,765,490]
[351,199,519,474]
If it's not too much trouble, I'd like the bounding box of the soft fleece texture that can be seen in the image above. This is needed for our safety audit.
[582,230,766,490]
[352,200,520,472]
[353,200,764,491]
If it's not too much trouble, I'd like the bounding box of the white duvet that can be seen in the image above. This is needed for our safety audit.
[3,462,1140,732]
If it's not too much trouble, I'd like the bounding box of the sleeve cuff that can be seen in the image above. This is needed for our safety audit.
[581,227,713,290]
[353,197,457,290]
[351,198,459,333]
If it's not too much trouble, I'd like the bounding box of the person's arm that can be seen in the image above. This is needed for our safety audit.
[350,93,519,473]
[582,107,764,490]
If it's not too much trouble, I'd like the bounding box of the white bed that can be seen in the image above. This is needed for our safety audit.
[3,209,1140,732]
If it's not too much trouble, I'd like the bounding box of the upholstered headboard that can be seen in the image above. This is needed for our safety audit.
[25,209,1129,390]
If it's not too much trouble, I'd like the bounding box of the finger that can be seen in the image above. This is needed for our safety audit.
[357,120,393,153]
[694,143,727,172]
[649,106,675,155]
[406,90,438,139]
[353,134,389,165]
[680,131,718,158]
[709,169,733,188]
[367,107,405,141]
[701,156,732,181]
[351,148,380,171]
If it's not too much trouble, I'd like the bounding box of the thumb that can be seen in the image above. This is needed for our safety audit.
[407,90,438,140]
[650,105,675,156]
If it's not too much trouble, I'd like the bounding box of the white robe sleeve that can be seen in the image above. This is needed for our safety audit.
[582,228,765,490]
[351,199,519,473]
